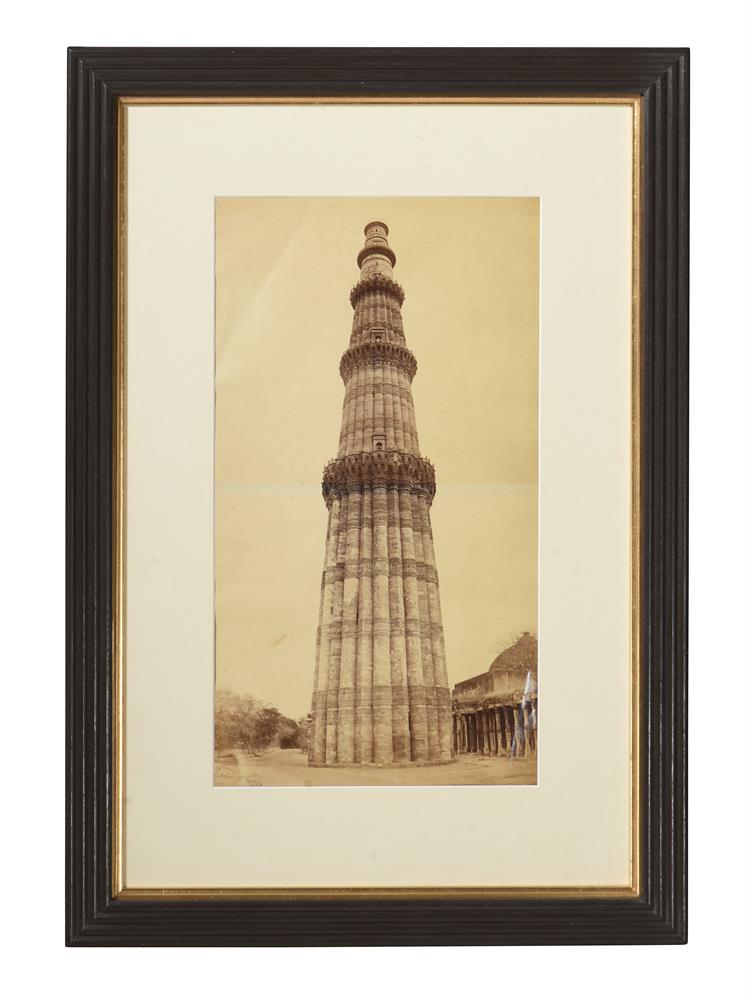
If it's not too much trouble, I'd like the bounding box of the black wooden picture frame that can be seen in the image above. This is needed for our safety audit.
[66,47,688,946]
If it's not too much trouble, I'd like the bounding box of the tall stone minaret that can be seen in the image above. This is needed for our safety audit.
[309,221,454,767]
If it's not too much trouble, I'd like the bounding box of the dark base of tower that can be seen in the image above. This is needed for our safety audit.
[308,755,457,769]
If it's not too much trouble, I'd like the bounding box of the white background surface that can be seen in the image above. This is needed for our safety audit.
[0,0,746,996]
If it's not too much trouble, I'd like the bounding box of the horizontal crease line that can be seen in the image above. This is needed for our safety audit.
[216,482,536,495]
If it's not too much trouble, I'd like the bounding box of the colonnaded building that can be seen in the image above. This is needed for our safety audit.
[309,221,454,767]
[452,633,538,758]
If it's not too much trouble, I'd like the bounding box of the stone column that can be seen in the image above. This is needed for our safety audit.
[412,497,438,759]
[504,705,515,756]
[354,487,374,763]
[400,490,427,761]
[392,369,406,451]
[337,489,361,764]
[351,368,363,454]
[372,356,386,442]
[497,707,506,754]
[387,487,410,762]
[311,497,341,763]
[384,367,396,450]
[352,367,364,453]
[404,376,420,452]
[416,493,453,761]
[371,486,393,764]
[396,369,414,454]
[363,363,374,450]
[310,503,334,763]
[324,492,349,763]
[338,378,351,454]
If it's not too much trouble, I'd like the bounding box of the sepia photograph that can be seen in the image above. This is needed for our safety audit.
[214,197,539,786]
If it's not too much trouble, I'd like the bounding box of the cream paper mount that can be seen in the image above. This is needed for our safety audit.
[121,102,633,891]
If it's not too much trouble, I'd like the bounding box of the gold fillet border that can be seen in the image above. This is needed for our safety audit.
[113,94,643,902]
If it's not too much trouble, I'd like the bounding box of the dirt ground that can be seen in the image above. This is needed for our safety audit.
[215,746,537,786]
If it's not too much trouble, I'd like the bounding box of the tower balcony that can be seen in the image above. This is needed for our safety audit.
[349,272,405,308]
[321,451,436,505]
[339,341,417,382]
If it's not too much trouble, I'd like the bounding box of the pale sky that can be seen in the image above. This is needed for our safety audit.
[215,197,538,718]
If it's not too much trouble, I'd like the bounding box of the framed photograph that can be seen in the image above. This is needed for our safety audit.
[66,47,688,945]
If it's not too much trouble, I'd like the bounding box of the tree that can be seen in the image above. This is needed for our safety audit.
[253,707,282,749]
[214,690,259,753]
[294,716,310,753]
[214,691,305,754]
[278,714,309,749]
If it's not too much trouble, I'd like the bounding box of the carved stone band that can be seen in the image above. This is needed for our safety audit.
[322,452,436,505]
[349,273,406,307]
[340,341,418,382]
[356,243,397,269]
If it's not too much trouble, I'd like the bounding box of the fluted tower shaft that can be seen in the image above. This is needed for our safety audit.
[309,222,454,767]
